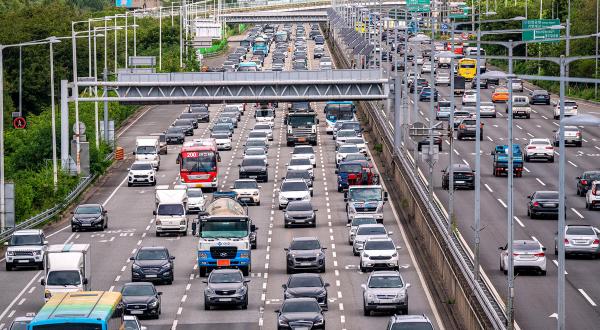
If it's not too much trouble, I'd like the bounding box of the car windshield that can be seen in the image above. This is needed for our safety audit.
[167,127,183,134]
[345,154,367,161]
[124,320,141,330]
[290,158,310,166]
[364,240,395,250]
[357,226,386,235]
[287,202,312,211]
[282,181,308,191]
[249,131,267,138]
[9,234,42,246]
[157,204,185,216]
[287,171,310,180]
[137,249,168,260]
[288,276,322,288]
[339,163,363,173]
[187,189,203,198]
[181,151,217,172]
[349,187,382,201]
[224,106,239,112]
[210,272,243,283]
[256,109,274,117]
[281,300,320,313]
[75,206,101,214]
[566,227,596,236]
[290,240,320,250]
[346,138,364,144]
[212,133,230,139]
[242,158,265,167]
[255,124,271,130]
[368,275,403,288]
[390,322,434,330]
[352,218,377,226]
[135,146,156,154]
[131,163,153,171]
[200,221,249,238]
[174,120,191,127]
[293,147,314,154]
[47,270,81,286]
[213,124,231,131]
[339,146,360,153]
[234,181,258,189]
[535,192,558,199]
[246,149,266,156]
[122,285,155,296]
[338,130,357,137]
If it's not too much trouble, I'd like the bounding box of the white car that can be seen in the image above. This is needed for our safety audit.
[228,103,245,115]
[127,161,156,187]
[511,79,524,92]
[344,137,368,155]
[359,237,400,272]
[291,145,316,167]
[421,62,434,74]
[336,144,361,166]
[212,133,232,150]
[347,216,378,244]
[278,179,311,209]
[434,71,450,85]
[353,224,392,256]
[286,158,314,178]
[320,56,333,67]
[462,90,477,105]
[479,102,496,118]
[187,188,206,212]
[553,100,578,119]
[415,56,424,65]
[335,129,359,145]
[585,180,600,210]
[231,179,261,205]
[499,240,547,276]
[524,138,554,162]
[252,123,273,141]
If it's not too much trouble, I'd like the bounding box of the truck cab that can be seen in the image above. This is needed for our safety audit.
[285,110,319,147]
[134,137,161,170]
[4,229,47,271]
[344,185,388,223]
[492,144,523,177]
[154,186,188,236]
[41,244,91,301]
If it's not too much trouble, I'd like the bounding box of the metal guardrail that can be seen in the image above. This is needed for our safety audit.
[0,152,114,244]
[326,17,508,329]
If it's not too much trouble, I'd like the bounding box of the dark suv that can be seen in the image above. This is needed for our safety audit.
[285,237,327,274]
[441,164,475,190]
[130,247,175,285]
[203,269,250,310]
[576,171,600,196]
[239,157,269,182]
[456,118,483,140]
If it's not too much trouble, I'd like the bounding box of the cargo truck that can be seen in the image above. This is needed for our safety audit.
[40,244,91,302]
[491,144,523,177]
[154,186,188,236]
[134,136,161,170]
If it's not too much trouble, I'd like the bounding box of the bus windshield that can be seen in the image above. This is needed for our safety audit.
[32,324,102,330]
[201,220,249,238]
[181,152,217,172]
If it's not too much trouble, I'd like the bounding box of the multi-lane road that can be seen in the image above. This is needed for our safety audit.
[0,24,444,330]
[380,44,600,329]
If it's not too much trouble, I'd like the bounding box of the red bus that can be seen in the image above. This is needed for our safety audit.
[179,140,219,190]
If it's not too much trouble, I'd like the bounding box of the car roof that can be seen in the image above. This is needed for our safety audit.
[210,268,243,274]
[123,281,155,287]
[123,315,139,321]
[366,236,393,242]
[14,229,43,235]
[370,270,401,277]
[451,164,472,171]
[139,246,168,251]
[292,236,319,242]
[289,272,322,279]
[390,314,432,323]
[77,203,102,208]
[283,178,308,183]
[357,224,385,229]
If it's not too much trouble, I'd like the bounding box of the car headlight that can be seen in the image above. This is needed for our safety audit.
[362,253,369,258]
[253,191,259,196]
[314,317,324,325]
[205,287,215,294]
[7,251,14,256]
[240,252,250,259]
[302,195,310,200]
[33,250,41,256]
[180,220,186,225]
[148,299,159,308]
[132,264,141,270]
[392,252,398,257]
[278,318,288,326]
[236,286,247,294]
[155,220,162,225]
[366,293,375,300]
[198,252,208,259]
[161,263,171,270]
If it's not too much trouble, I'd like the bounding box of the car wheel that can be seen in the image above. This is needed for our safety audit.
[127,182,132,187]
[363,303,370,316]
[286,266,293,274]
[204,302,211,310]
[199,267,207,277]
[241,266,249,276]
[549,157,554,163]
[5,263,12,271]
[353,249,359,256]
[554,247,558,255]
[525,156,530,162]
[540,270,547,276]
[71,226,77,232]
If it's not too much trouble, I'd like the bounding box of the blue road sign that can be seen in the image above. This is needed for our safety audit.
[441,23,448,31]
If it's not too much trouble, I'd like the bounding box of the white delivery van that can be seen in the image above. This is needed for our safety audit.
[134,136,161,170]
[41,244,91,301]
[154,187,188,236]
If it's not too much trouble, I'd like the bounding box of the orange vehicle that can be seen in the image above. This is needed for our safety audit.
[491,86,510,103]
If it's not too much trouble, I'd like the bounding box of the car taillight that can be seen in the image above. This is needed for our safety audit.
[512,253,520,256]
[576,132,581,136]
[527,146,536,149]
[564,239,569,244]
[581,180,588,185]
[534,252,545,257]
[533,202,540,207]
[593,239,600,245]
[545,146,554,150]
[459,124,465,129]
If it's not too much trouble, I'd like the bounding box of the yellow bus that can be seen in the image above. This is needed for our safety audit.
[457,58,477,80]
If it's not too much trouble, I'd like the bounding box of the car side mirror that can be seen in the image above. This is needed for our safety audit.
[83,278,88,285]
[321,247,327,250]
[526,195,531,199]
[406,283,411,289]
[70,211,74,214]
[324,283,330,287]
[202,280,208,284]
[284,248,289,251]
[542,247,547,251]
[127,168,130,171]
[153,210,157,215]
[251,225,258,231]
[346,223,351,227]
[40,279,46,286]
[170,256,176,260]
[282,284,287,289]
[334,169,338,174]
[3,242,8,246]
[44,240,48,245]
[576,176,581,180]
[344,198,348,202]
[498,246,505,250]
[129,256,135,260]
[388,231,394,235]
[274,309,280,313]
[158,291,163,295]
[360,284,367,290]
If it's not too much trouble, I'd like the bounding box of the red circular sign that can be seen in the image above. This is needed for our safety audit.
[13,117,26,129]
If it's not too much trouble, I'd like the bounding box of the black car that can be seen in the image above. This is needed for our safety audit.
[203,269,250,310]
[314,35,325,45]
[441,164,475,190]
[172,119,194,136]
[189,105,210,122]
[70,203,108,232]
[130,246,175,284]
[576,171,600,196]
[391,61,405,72]
[284,169,314,189]
[178,113,199,128]
[293,62,307,70]
[529,89,551,105]
[283,274,329,310]
[239,157,269,182]
[285,237,326,273]
[212,123,233,137]
[276,298,325,330]
[165,127,185,144]
[456,118,483,140]
[527,191,560,219]
[417,136,442,152]
[121,282,162,319]
[409,78,429,93]
[284,201,318,228]
[470,78,488,89]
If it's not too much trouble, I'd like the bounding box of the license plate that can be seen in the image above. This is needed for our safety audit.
[298,137,306,142]
[219,298,232,302]
[575,240,588,244]
[456,181,465,184]
[146,275,157,278]
[249,176,257,179]
[81,223,91,226]
[294,219,306,223]
[300,262,312,266]
[18,260,30,263]
[217,259,231,267]
[130,310,144,315]
[543,204,556,207]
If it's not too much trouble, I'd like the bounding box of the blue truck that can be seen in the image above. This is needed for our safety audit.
[491,144,523,177]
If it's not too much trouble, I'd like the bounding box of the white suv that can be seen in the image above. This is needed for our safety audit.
[232,179,261,206]
[4,229,47,271]
[360,237,400,272]
[127,161,157,187]
[347,216,378,244]
[353,224,391,256]
[291,146,316,167]
[553,100,578,119]
[278,179,311,209]
[585,180,600,210]
[524,138,554,163]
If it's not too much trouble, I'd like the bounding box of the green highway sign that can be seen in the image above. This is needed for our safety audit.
[407,0,430,13]
[522,19,560,42]
[448,4,470,18]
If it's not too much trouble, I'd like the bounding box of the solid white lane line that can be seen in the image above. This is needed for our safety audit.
[513,216,525,228]
[568,160,578,167]
[536,178,546,186]
[498,199,507,208]
[484,184,493,193]
[571,208,584,219]
[578,289,597,307]
[552,260,568,274]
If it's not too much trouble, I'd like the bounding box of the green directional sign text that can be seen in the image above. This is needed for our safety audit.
[522,19,561,42]
[407,0,430,13]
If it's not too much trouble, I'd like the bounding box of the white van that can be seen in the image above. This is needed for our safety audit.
[41,244,91,301]
[134,136,161,170]
[154,187,188,236]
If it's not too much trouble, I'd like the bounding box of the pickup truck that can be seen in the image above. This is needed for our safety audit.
[491,144,523,177]
[507,96,531,119]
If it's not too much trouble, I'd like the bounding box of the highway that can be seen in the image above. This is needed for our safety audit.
[379,44,600,329]
[0,24,443,330]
